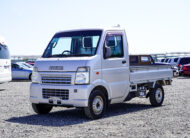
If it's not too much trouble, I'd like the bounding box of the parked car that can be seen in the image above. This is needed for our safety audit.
[167,58,172,63]
[169,57,179,66]
[11,62,33,80]
[162,57,190,75]
[160,59,165,62]
[164,58,169,63]
[182,64,190,75]
[175,57,190,75]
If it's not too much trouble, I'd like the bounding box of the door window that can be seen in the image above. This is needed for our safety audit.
[104,34,124,58]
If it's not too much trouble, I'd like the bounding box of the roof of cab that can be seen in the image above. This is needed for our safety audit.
[55,26,125,34]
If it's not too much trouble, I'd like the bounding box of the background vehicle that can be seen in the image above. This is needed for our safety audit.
[26,60,35,66]
[0,37,11,83]
[11,62,32,80]
[167,57,179,66]
[164,58,169,63]
[182,64,190,75]
[20,62,33,69]
[30,27,173,119]
[160,59,165,62]
[164,58,179,76]
[175,57,190,75]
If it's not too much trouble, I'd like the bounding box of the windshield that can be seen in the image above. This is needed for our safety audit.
[23,63,33,68]
[17,62,33,69]
[0,44,10,59]
[42,30,102,58]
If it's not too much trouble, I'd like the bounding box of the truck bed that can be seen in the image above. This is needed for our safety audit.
[130,64,173,84]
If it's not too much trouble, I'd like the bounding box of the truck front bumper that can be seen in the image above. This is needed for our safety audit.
[30,83,93,107]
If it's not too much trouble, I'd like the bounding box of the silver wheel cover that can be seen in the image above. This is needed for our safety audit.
[155,88,163,103]
[92,96,104,115]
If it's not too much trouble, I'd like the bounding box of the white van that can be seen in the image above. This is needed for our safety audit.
[0,37,12,83]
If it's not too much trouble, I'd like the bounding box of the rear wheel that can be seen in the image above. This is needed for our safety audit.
[149,84,164,107]
[32,103,53,114]
[84,90,107,119]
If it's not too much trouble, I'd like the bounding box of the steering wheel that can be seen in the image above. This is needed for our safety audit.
[62,50,72,55]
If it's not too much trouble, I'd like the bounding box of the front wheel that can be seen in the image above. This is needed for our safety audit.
[84,90,107,119]
[32,103,53,114]
[149,84,164,107]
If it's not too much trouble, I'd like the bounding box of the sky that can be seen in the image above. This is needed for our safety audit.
[0,0,189,56]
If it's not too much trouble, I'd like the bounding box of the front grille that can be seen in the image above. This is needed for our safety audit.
[41,75,71,85]
[42,88,69,100]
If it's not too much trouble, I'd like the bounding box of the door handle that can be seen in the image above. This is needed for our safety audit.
[122,60,126,64]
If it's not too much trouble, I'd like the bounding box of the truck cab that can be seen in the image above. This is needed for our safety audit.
[30,27,172,119]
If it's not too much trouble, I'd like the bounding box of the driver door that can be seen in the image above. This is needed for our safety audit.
[102,32,129,99]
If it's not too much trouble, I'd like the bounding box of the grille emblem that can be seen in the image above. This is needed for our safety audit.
[49,66,64,70]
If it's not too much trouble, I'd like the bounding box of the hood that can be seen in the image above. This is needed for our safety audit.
[35,57,92,72]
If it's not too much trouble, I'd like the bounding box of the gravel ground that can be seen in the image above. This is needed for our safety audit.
[0,77,190,138]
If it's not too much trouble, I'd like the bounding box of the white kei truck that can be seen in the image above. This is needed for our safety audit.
[30,27,173,119]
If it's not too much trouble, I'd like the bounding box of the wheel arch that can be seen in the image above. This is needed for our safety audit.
[156,80,165,86]
[150,80,165,88]
[29,73,32,80]
[91,85,110,106]
[92,86,108,99]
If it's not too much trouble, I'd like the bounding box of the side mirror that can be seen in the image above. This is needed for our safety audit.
[104,47,112,58]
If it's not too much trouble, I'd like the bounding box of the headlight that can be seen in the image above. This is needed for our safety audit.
[75,67,90,84]
[32,67,40,83]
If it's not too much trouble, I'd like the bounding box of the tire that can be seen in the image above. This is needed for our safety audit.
[32,103,53,114]
[29,73,32,80]
[149,84,164,107]
[84,90,107,119]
